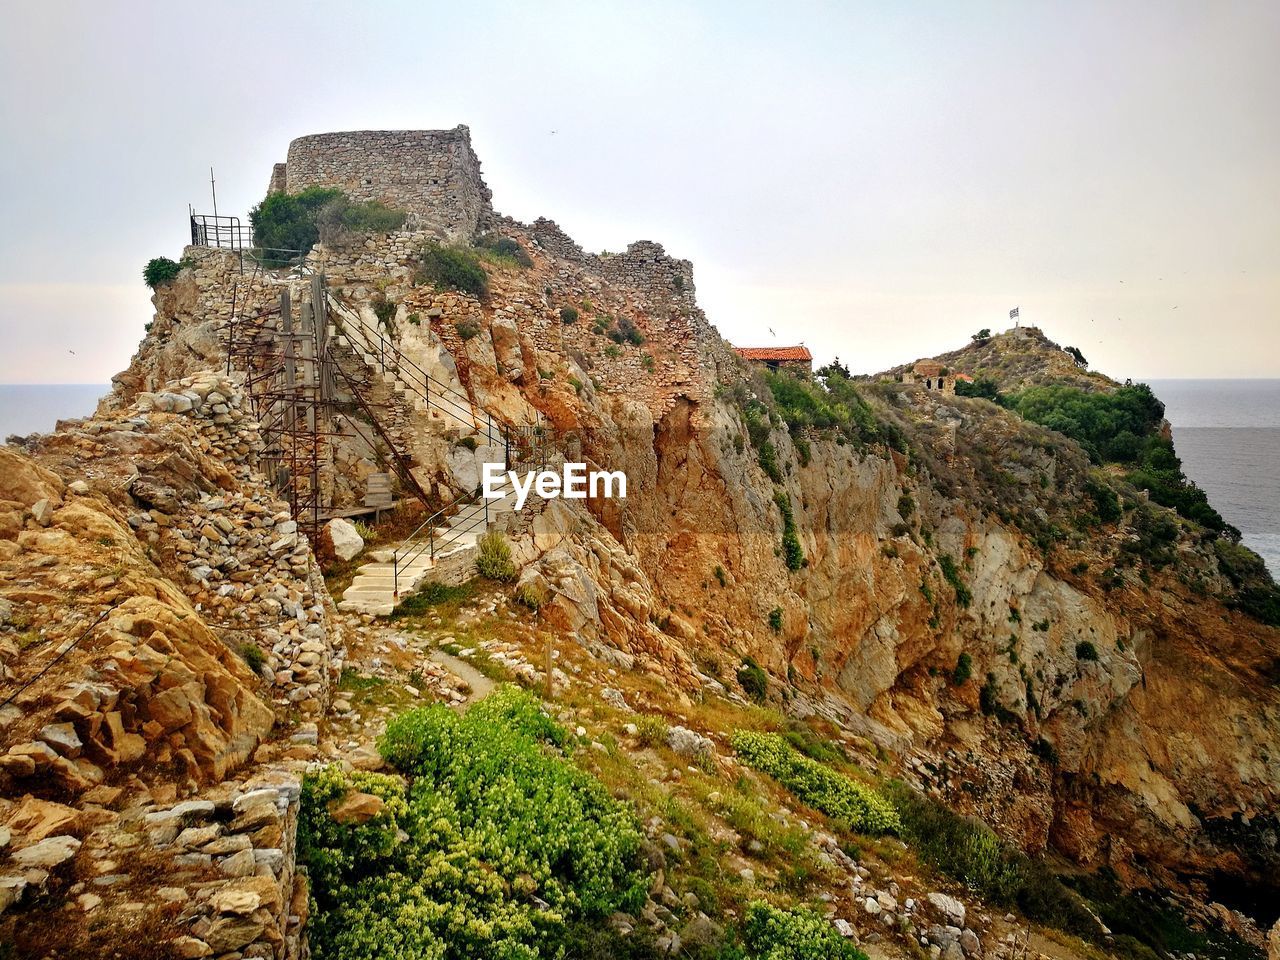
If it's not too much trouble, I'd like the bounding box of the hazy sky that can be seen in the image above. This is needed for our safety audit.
[1,0,1277,384]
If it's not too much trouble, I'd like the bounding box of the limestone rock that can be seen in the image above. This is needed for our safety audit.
[327,517,365,561]
[13,835,81,869]
[328,790,385,825]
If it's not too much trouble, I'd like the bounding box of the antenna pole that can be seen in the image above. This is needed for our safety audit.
[210,166,218,217]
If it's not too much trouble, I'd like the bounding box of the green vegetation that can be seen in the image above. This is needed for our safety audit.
[758,440,783,483]
[884,782,1101,938]
[773,492,805,571]
[731,731,900,834]
[414,241,489,298]
[142,256,188,288]
[474,232,533,267]
[391,580,476,619]
[455,319,480,341]
[515,580,548,610]
[300,687,648,960]
[238,642,265,673]
[768,607,783,633]
[1008,383,1227,532]
[762,369,905,452]
[714,565,728,587]
[952,651,973,685]
[560,305,579,324]
[250,187,406,266]
[971,328,992,343]
[743,902,867,960]
[475,530,517,582]
[737,657,769,703]
[1075,640,1099,661]
[954,376,1001,401]
[605,315,645,346]
[1215,539,1280,626]
[938,554,972,608]
[633,714,669,748]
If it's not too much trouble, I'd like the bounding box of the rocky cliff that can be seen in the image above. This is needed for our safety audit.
[2,141,1278,958]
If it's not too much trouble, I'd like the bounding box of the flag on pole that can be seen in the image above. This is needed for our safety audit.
[1009,306,1020,320]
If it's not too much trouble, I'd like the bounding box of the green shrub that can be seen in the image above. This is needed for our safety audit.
[475,530,517,582]
[474,232,533,267]
[1075,640,1099,661]
[415,242,489,298]
[731,731,900,834]
[560,305,579,324]
[238,642,265,673]
[952,652,973,685]
[774,492,805,571]
[1084,476,1122,524]
[938,554,972,608]
[315,196,406,243]
[714,565,727,587]
[758,440,783,482]
[744,902,867,960]
[633,714,669,748]
[301,688,645,960]
[885,781,1102,940]
[768,606,783,633]
[455,319,480,341]
[370,292,396,328]
[737,657,769,703]
[390,580,475,618]
[250,186,343,265]
[897,493,915,518]
[143,256,187,288]
[515,581,548,610]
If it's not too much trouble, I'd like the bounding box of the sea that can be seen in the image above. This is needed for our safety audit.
[1148,379,1280,578]
[1,380,1277,575]
[0,384,107,439]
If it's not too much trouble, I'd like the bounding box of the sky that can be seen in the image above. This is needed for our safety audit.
[1,0,1277,384]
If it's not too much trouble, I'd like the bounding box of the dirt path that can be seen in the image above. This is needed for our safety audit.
[428,648,496,706]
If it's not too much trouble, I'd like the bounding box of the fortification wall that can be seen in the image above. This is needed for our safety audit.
[278,127,492,240]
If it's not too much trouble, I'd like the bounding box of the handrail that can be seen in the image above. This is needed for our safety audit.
[326,293,514,446]
[392,483,491,598]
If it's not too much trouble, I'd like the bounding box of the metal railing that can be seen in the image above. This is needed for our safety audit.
[191,214,252,250]
[327,293,509,445]
[392,484,491,598]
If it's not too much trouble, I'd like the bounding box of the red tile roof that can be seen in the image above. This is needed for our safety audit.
[734,345,813,362]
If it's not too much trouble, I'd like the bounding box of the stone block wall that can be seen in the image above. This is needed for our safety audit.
[276,127,493,240]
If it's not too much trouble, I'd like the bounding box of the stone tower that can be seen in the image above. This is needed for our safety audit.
[268,126,493,240]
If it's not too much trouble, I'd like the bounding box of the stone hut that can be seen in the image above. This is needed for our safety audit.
[903,359,955,394]
[733,345,813,376]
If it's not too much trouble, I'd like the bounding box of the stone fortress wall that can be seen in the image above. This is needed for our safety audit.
[272,126,493,240]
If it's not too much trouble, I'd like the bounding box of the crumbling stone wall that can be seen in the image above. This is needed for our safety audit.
[276,127,493,240]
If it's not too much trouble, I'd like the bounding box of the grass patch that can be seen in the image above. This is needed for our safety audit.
[390,579,477,619]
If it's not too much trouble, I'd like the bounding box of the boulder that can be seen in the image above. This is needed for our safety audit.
[926,892,966,927]
[6,796,80,843]
[328,791,385,825]
[38,722,83,758]
[666,725,715,763]
[326,518,364,562]
[13,835,81,869]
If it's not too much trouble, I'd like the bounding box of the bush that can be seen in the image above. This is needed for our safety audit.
[143,256,187,288]
[475,530,517,582]
[768,607,783,633]
[884,781,1102,940]
[414,242,489,298]
[390,580,475,618]
[952,652,973,685]
[758,440,783,482]
[301,688,646,959]
[250,186,343,265]
[455,319,480,341]
[737,657,769,703]
[744,902,867,960]
[774,492,805,571]
[474,232,533,267]
[560,305,579,324]
[938,554,972,607]
[315,196,406,246]
[633,714,669,748]
[732,731,900,834]
[238,642,265,673]
[515,581,548,610]
[1075,640,1099,661]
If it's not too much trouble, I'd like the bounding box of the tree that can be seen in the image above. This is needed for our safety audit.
[1064,345,1088,368]
[971,328,992,343]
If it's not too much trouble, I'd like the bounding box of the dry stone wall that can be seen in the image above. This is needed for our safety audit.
[278,127,492,240]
